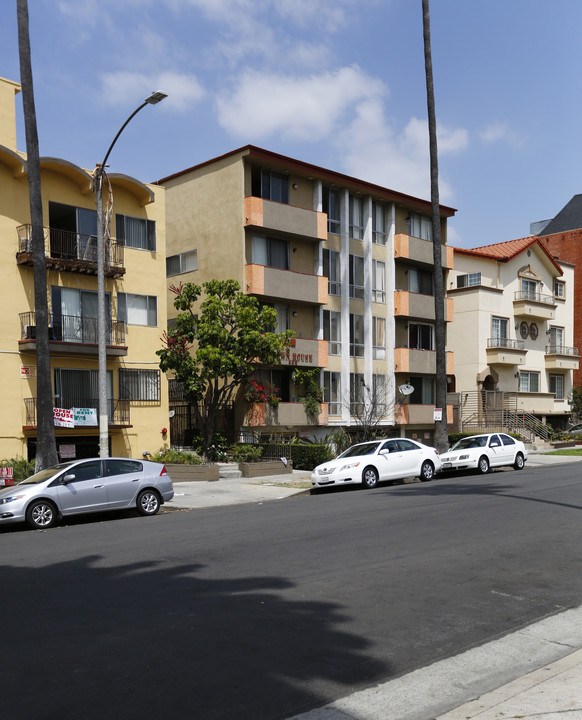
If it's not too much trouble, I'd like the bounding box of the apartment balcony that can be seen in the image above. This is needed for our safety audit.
[16,224,126,278]
[244,196,327,242]
[394,403,453,426]
[244,402,329,428]
[394,233,454,269]
[394,348,454,375]
[394,290,453,321]
[485,337,527,366]
[544,344,580,370]
[23,397,130,429]
[18,312,127,357]
[245,264,328,305]
[513,290,556,320]
[281,337,328,369]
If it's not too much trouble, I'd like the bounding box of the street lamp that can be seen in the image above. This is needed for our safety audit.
[94,91,167,458]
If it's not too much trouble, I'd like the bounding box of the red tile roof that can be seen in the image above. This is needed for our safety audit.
[453,236,563,274]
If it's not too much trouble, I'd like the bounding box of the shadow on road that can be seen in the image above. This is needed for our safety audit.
[2,551,388,720]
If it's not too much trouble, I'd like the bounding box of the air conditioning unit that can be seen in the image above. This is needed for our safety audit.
[24,325,36,340]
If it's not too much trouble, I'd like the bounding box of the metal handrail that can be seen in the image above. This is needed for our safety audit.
[24,397,130,426]
[513,290,555,305]
[487,337,525,350]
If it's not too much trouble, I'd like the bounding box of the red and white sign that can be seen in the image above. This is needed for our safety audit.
[20,365,37,378]
[0,467,14,487]
[433,408,443,421]
[54,407,74,428]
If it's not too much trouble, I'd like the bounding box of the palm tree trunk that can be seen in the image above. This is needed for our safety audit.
[422,0,448,453]
[17,0,58,470]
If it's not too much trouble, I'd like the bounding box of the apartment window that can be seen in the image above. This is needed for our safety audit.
[549,374,564,400]
[521,278,538,300]
[409,213,432,241]
[349,313,364,357]
[350,373,365,415]
[408,267,433,295]
[323,249,341,295]
[322,187,340,234]
[116,214,156,251]
[273,304,290,332]
[408,323,434,350]
[252,236,289,269]
[373,317,386,359]
[457,272,481,288]
[251,167,289,204]
[372,202,386,245]
[491,316,509,342]
[323,371,341,415]
[323,310,341,355]
[349,195,364,240]
[519,371,539,393]
[166,250,198,276]
[548,326,564,353]
[48,202,98,261]
[51,286,111,343]
[372,260,386,302]
[554,280,565,299]
[373,374,387,416]
[118,293,157,327]
[54,367,113,419]
[119,369,160,401]
[410,376,434,404]
[254,368,290,402]
[349,255,364,299]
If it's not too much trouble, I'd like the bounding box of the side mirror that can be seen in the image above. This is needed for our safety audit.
[379,448,389,455]
[62,473,76,484]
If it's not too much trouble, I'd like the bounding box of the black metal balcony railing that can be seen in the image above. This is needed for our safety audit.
[19,312,126,346]
[545,344,579,356]
[16,224,125,275]
[24,397,130,427]
[487,337,526,350]
[513,290,556,306]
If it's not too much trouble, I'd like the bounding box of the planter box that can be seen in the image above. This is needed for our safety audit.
[550,441,578,449]
[165,463,220,482]
[239,460,292,478]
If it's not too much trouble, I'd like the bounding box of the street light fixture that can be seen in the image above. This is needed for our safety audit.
[94,91,167,458]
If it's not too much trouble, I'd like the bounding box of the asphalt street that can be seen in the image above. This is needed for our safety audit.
[1,459,581,720]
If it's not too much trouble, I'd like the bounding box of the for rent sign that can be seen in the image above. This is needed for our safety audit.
[0,467,14,487]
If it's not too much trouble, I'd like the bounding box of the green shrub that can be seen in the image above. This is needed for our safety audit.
[289,443,332,470]
[231,443,263,463]
[150,449,202,465]
[0,457,35,482]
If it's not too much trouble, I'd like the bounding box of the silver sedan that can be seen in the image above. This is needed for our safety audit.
[0,457,174,529]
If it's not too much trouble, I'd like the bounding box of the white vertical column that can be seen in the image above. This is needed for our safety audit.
[340,188,350,423]
[313,179,324,341]
[386,203,396,425]
[363,196,373,409]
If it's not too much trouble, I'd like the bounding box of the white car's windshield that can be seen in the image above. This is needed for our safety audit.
[338,442,381,458]
[18,463,72,485]
[451,436,488,450]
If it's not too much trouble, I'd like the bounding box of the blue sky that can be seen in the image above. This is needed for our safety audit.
[2,0,581,248]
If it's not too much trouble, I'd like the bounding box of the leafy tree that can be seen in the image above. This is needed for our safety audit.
[422,0,448,453]
[17,0,57,470]
[157,279,293,458]
[569,385,582,423]
[345,377,391,443]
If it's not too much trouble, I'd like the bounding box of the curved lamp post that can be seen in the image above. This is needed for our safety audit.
[95,91,167,458]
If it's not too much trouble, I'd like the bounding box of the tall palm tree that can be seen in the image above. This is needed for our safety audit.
[422,0,448,453]
[17,0,57,470]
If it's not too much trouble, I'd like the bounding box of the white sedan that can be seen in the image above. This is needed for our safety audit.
[311,438,442,490]
[440,433,527,474]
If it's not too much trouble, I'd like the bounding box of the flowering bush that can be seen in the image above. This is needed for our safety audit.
[245,380,280,409]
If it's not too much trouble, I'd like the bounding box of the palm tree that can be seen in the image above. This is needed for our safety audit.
[422,0,448,453]
[17,0,58,470]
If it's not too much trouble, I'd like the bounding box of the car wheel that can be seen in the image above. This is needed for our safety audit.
[419,460,435,482]
[362,466,379,489]
[137,489,161,516]
[26,500,58,529]
[513,452,525,470]
[478,455,490,474]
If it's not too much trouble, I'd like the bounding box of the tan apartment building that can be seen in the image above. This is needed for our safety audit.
[158,146,456,445]
[447,237,578,437]
[0,76,169,461]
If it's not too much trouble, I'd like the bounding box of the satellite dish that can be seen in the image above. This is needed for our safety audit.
[398,384,414,396]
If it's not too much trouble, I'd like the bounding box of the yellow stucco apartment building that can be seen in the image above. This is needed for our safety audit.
[0,76,169,462]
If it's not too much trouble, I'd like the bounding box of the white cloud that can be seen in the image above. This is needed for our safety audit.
[339,101,468,203]
[216,66,386,140]
[479,122,523,148]
[100,71,205,111]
